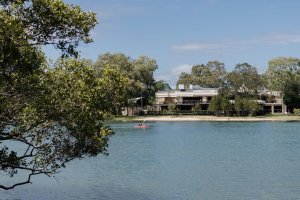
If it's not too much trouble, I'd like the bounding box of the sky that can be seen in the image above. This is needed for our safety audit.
[48,0,300,87]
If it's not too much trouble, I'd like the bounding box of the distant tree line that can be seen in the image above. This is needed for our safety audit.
[176,58,300,114]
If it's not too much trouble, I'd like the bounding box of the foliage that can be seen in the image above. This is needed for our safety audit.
[0,0,96,58]
[94,53,132,72]
[221,96,232,116]
[45,59,128,118]
[177,72,193,87]
[177,61,226,88]
[94,53,138,108]
[0,58,125,190]
[133,56,158,101]
[234,95,260,116]
[0,0,125,190]
[192,103,202,112]
[283,79,300,112]
[167,103,176,114]
[206,61,227,87]
[243,99,260,116]
[208,95,232,116]
[94,53,158,107]
[209,94,260,117]
[226,63,262,95]
[293,108,300,115]
[265,57,300,93]
[173,57,300,116]
[208,95,222,113]
[234,95,243,116]
[154,80,171,91]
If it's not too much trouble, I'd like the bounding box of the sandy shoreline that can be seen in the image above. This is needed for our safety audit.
[120,115,300,122]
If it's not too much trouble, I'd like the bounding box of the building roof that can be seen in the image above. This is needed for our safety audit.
[156,89,218,98]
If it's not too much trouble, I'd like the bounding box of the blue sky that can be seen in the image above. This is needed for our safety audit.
[50,0,300,86]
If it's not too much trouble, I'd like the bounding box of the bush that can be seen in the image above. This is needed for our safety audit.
[168,103,176,115]
[293,108,300,115]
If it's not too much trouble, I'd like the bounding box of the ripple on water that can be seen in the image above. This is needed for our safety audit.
[2,121,300,200]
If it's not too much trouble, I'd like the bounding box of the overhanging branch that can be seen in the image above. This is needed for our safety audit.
[0,172,41,190]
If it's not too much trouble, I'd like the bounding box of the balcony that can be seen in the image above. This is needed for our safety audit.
[157,100,211,105]
[177,100,211,104]
[155,89,218,98]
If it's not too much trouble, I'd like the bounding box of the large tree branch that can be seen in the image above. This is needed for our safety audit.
[0,172,42,190]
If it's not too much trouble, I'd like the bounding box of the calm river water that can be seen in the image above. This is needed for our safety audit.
[2,121,300,200]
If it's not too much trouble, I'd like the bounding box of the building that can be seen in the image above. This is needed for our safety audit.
[257,90,287,114]
[154,85,286,114]
[155,85,218,112]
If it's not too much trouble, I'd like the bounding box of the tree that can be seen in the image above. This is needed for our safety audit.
[154,80,171,91]
[94,53,133,73]
[48,58,127,116]
[0,0,96,58]
[208,94,232,116]
[243,99,260,116]
[283,79,300,113]
[192,103,202,112]
[0,0,125,190]
[234,95,243,116]
[167,103,176,115]
[206,61,227,87]
[177,72,193,87]
[94,53,135,114]
[265,57,300,92]
[176,61,226,88]
[94,53,158,109]
[191,64,212,87]
[265,57,300,113]
[133,56,158,102]
[233,95,260,116]
[227,63,262,96]
[221,96,232,116]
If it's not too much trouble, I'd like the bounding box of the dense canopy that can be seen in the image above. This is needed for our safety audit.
[0,0,127,190]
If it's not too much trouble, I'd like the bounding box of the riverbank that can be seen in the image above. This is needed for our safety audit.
[113,115,300,122]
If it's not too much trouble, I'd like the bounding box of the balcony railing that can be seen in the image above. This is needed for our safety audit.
[177,100,202,104]
[157,100,211,105]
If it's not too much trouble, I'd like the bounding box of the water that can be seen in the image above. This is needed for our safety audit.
[2,121,300,200]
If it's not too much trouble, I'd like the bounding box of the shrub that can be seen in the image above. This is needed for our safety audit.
[293,108,300,115]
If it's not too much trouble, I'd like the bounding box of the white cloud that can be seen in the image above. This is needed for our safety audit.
[155,64,193,88]
[170,64,193,76]
[247,34,300,45]
[172,33,300,52]
[172,43,228,52]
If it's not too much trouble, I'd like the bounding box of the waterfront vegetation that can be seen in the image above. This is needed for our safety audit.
[2,0,300,191]
[0,0,124,190]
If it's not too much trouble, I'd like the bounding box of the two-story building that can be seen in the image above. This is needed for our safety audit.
[154,85,286,114]
[155,85,218,112]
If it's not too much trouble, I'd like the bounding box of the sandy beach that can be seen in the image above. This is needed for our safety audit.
[129,115,300,122]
